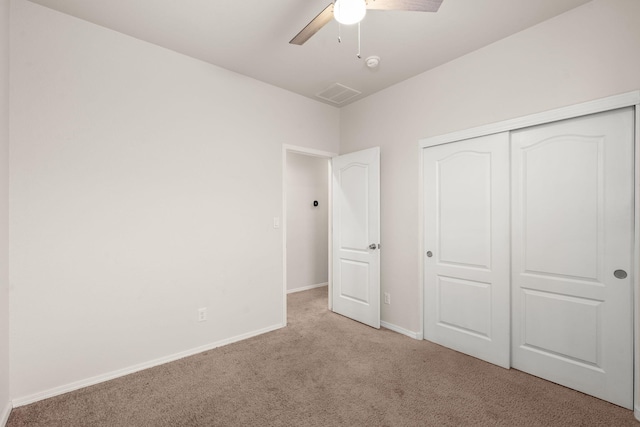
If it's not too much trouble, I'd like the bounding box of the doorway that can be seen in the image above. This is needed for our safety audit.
[282,145,336,325]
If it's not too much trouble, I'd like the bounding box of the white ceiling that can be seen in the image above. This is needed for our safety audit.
[26,0,591,107]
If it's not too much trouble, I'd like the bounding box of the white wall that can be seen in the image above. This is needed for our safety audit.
[0,0,10,422]
[9,0,339,402]
[286,153,328,292]
[339,0,640,333]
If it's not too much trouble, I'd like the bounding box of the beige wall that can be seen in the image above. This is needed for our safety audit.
[9,0,339,402]
[340,0,640,333]
[0,0,10,422]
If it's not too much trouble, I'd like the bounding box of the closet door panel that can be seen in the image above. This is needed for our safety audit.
[423,132,510,368]
[511,108,634,409]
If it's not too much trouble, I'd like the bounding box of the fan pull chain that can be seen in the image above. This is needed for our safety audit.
[357,22,361,59]
[338,22,341,43]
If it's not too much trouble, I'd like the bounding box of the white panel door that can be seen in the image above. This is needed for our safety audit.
[332,147,380,328]
[511,108,634,409]
[423,133,510,368]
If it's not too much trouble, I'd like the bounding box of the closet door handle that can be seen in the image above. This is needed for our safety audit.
[614,270,627,279]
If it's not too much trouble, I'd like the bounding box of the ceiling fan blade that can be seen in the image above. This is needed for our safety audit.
[366,0,443,12]
[290,3,334,45]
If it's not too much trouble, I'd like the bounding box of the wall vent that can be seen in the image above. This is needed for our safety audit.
[316,83,361,105]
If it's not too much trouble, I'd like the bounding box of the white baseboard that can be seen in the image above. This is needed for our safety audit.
[380,321,421,340]
[635,404,640,421]
[12,322,284,408]
[0,401,11,427]
[287,282,328,294]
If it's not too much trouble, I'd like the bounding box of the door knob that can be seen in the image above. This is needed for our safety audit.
[426,251,433,257]
[369,243,377,250]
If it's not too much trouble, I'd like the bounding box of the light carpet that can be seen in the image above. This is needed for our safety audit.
[7,286,638,426]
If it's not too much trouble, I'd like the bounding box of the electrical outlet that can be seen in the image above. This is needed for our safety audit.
[198,307,207,322]
[384,292,391,305]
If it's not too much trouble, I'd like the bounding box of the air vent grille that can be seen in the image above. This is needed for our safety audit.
[316,83,361,105]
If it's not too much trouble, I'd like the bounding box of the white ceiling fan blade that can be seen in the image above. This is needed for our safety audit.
[366,0,443,12]
[290,3,334,45]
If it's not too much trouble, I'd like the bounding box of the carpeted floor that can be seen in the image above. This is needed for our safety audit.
[7,286,639,426]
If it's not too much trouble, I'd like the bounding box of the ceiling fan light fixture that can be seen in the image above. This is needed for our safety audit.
[334,0,367,25]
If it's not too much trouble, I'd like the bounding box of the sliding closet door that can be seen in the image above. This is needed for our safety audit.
[511,108,634,409]
[423,133,510,368]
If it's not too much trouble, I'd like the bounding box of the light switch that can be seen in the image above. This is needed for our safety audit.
[273,217,280,229]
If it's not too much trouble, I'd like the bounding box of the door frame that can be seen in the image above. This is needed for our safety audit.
[282,144,337,326]
[418,90,640,416]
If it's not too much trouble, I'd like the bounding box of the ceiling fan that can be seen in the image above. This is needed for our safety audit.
[289,0,444,45]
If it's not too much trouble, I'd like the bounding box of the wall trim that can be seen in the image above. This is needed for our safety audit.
[381,321,421,340]
[12,323,284,408]
[287,282,328,294]
[634,100,640,415]
[1,401,12,427]
[419,91,640,149]
[282,144,337,159]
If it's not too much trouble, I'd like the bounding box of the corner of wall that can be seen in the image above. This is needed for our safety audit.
[1,0,11,422]
[0,402,12,427]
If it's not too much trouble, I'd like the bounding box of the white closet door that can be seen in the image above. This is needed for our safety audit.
[423,132,510,368]
[511,108,634,409]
